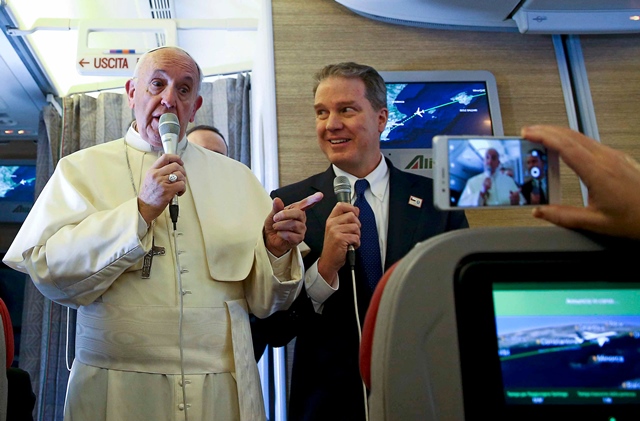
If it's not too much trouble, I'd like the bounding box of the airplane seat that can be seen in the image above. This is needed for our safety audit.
[360,260,401,389]
[361,226,640,421]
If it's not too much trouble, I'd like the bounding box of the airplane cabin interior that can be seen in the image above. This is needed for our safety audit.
[1,0,640,420]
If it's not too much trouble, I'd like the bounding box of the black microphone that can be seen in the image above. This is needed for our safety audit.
[333,176,356,268]
[159,113,181,229]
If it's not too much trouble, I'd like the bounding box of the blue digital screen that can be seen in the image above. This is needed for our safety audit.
[381,81,493,150]
[0,163,36,222]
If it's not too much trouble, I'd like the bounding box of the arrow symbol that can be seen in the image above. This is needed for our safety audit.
[78,58,89,67]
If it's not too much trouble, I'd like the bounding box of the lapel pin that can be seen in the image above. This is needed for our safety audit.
[409,196,423,208]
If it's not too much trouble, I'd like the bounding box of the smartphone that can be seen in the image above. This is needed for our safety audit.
[432,135,560,210]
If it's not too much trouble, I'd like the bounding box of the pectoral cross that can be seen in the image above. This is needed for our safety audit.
[141,239,165,279]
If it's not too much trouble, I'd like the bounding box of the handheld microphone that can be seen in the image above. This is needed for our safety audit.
[159,113,180,154]
[159,113,181,228]
[333,176,356,268]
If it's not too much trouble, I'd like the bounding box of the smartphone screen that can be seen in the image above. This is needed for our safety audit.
[433,136,559,210]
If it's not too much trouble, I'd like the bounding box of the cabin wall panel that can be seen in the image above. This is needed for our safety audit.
[580,35,640,162]
[272,0,575,227]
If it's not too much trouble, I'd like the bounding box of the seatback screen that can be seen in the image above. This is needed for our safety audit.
[493,283,640,406]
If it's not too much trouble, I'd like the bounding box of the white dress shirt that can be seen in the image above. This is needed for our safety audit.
[306,155,390,313]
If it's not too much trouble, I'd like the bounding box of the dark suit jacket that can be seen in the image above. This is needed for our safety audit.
[521,178,547,205]
[252,160,468,421]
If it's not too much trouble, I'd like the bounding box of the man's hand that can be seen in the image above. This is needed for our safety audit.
[529,191,541,205]
[482,177,492,193]
[509,190,520,205]
[138,154,186,225]
[317,202,361,287]
[479,177,492,206]
[264,192,324,257]
[522,125,640,239]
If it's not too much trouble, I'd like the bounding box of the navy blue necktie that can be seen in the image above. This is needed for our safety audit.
[354,179,383,292]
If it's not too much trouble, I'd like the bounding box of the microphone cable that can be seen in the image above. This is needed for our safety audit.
[170,215,190,421]
[66,307,73,371]
[349,263,370,421]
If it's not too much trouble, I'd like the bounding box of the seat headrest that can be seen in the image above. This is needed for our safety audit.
[360,260,401,389]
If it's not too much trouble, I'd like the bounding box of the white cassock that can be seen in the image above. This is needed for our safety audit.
[457,171,525,207]
[3,126,304,421]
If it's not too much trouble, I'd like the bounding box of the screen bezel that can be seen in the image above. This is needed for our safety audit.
[379,70,504,138]
[454,251,640,421]
[378,70,504,178]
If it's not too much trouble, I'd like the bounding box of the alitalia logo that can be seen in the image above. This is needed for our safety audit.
[405,155,433,170]
[12,204,32,213]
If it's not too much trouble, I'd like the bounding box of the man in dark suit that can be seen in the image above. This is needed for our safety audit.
[521,148,548,204]
[251,62,468,420]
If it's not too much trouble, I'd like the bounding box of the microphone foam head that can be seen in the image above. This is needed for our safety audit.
[159,113,180,137]
[333,176,351,203]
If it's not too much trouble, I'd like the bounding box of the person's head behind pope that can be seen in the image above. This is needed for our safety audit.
[187,125,229,156]
[125,46,204,149]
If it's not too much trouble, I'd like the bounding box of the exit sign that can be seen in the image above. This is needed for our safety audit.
[75,19,177,76]
[76,51,142,76]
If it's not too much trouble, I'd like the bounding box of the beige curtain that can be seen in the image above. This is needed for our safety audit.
[22,94,133,421]
[192,73,252,166]
[21,77,249,421]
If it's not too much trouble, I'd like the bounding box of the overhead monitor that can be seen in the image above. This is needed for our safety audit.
[0,159,36,223]
[379,70,503,178]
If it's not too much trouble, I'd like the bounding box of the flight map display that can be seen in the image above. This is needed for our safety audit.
[381,81,493,150]
[493,284,640,405]
[0,164,36,202]
[0,164,36,222]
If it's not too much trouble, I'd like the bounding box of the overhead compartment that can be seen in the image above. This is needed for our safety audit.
[335,0,640,34]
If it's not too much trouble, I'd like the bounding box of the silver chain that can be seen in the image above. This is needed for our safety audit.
[124,140,138,197]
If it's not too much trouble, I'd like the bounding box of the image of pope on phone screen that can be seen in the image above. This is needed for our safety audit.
[457,144,527,207]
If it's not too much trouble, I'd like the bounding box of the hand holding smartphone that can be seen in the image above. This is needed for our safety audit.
[433,135,560,210]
